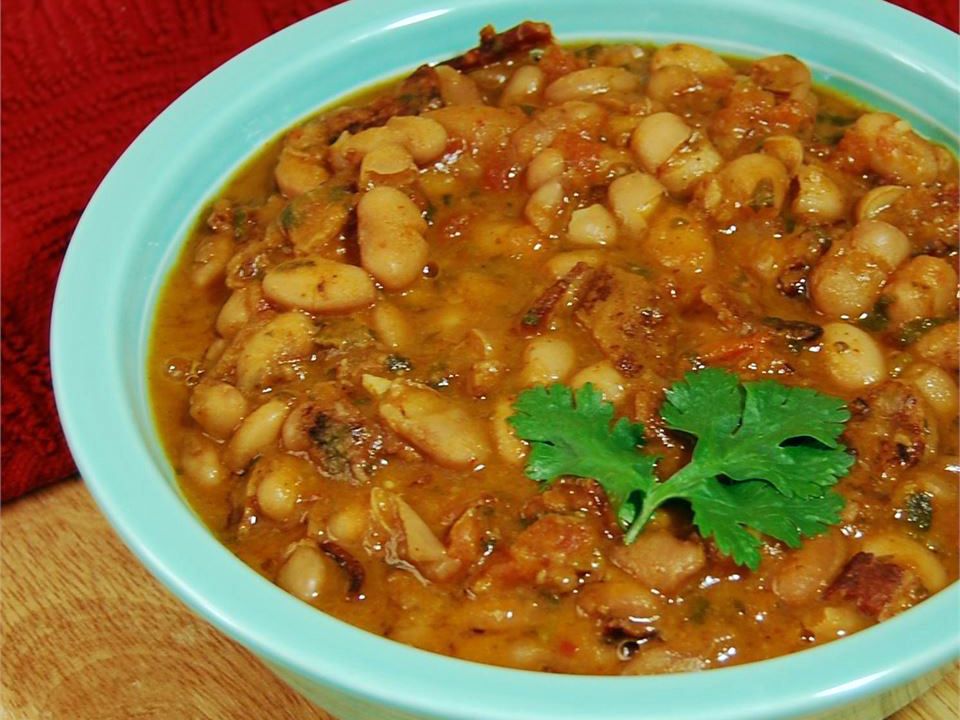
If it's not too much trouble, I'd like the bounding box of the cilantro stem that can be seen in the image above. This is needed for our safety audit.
[626,463,706,542]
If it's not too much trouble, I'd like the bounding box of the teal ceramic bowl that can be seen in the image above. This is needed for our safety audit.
[52,1,959,718]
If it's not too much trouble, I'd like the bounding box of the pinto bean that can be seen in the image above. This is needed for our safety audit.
[357,186,428,291]
[189,381,249,440]
[263,257,376,314]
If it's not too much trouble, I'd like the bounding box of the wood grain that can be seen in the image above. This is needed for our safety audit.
[1,479,956,719]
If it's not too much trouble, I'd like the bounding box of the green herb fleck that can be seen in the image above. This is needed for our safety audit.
[385,354,413,373]
[521,311,541,327]
[857,296,892,333]
[529,49,545,62]
[518,104,537,117]
[899,317,950,346]
[748,179,776,210]
[509,370,852,570]
[279,204,297,231]
[904,491,933,531]
[442,193,454,206]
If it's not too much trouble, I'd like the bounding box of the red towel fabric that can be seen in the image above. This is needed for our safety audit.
[1,0,955,502]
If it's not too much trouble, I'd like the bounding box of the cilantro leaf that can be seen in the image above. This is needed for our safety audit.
[510,369,852,571]
[661,369,853,499]
[689,480,845,568]
[509,383,657,525]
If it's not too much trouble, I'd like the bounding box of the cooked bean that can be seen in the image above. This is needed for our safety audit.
[544,67,638,103]
[370,302,411,350]
[434,64,484,106]
[651,43,732,80]
[526,147,565,191]
[375,380,490,468]
[491,396,527,464]
[844,113,939,184]
[762,135,804,175]
[701,153,789,222]
[658,137,723,195]
[902,362,959,419]
[850,220,910,269]
[275,145,330,198]
[330,115,447,168]
[426,105,523,156]
[224,399,290,472]
[235,312,315,393]
[885,256,959,326]
[630,112,692,173]
[510,101,605,163]
[546,250,602,278]
[277,543,330,602]
[571,361,627,403]
[810,606,869,640]
[645,206,714,283]
[772,531,847,605]
[499,64,545,107]
[189,381,248,439]
[522,336,576,385]
[646,64,699,102]
[357,186,428,291]
[861,533,948,592]
[856,185,907,222]
[820,323,886,390]
[567,204,617,246]
[608,172,664,236]
[190,233,232,289]
[263,257,376,314]
[913,321,959,371]
[216,285,257,339]
[327,504,369,544]
[524,179,564,234]
[254,454,314,523]
[180,432,225,488]
[359,143,416,185]
[793,165,845,221]
[752,54,812,97]
[610,530,706,594]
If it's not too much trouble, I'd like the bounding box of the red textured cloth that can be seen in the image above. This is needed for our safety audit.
[0,0,955,502]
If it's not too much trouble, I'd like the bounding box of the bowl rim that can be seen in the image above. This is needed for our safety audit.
[52,1,960,718]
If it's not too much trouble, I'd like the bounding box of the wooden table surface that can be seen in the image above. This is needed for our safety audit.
[2,479,957,719]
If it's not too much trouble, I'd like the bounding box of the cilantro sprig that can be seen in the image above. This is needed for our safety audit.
[509,368,852,570]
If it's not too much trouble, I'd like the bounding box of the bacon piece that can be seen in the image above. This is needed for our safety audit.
[322,65,443,141]
[446,21,554,72]
[518,261,593,334]
[824,552,904,618]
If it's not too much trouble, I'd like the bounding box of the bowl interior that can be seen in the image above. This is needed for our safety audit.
[53,1,959,719]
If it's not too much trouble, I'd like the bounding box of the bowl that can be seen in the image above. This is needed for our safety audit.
[51,1,959,718]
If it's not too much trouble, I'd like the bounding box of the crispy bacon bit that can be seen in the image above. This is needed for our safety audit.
[322,65,442,141]
[521,477,619,535]
[519,262,593,334]
[824,552,904,618]
[446,21,554,72]
[320,540,366,596]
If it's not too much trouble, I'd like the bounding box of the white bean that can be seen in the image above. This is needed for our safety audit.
[630,112,692,173]
[856,185,907,222]
[546,250,602,279]
[607,172,664,236]
[567,204,617,246]
[792,165,845,222]
[885,256,959,326]
[180,433,225,488]
[500,65,545,107]
[571,361,627,403]
[235,312,315,393]
[224,399,290,472]
[861,533,948,593]
[544,67,638,104]
[190,233,233,289]
[651,43,733,80]
[189,381,249,439]
[762,135,804,176]
[370,302,411,349]
[277,544,329,602]
[255,454,312,523]
[526,148,565,191]
[902,362,959,419]
[522,336,576,385]
[524,179,564,234]
[434,64,484,106]
[263,257,376,314]
[357,186,429,291]
[491,396,527,465]
[820,323,887,390]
